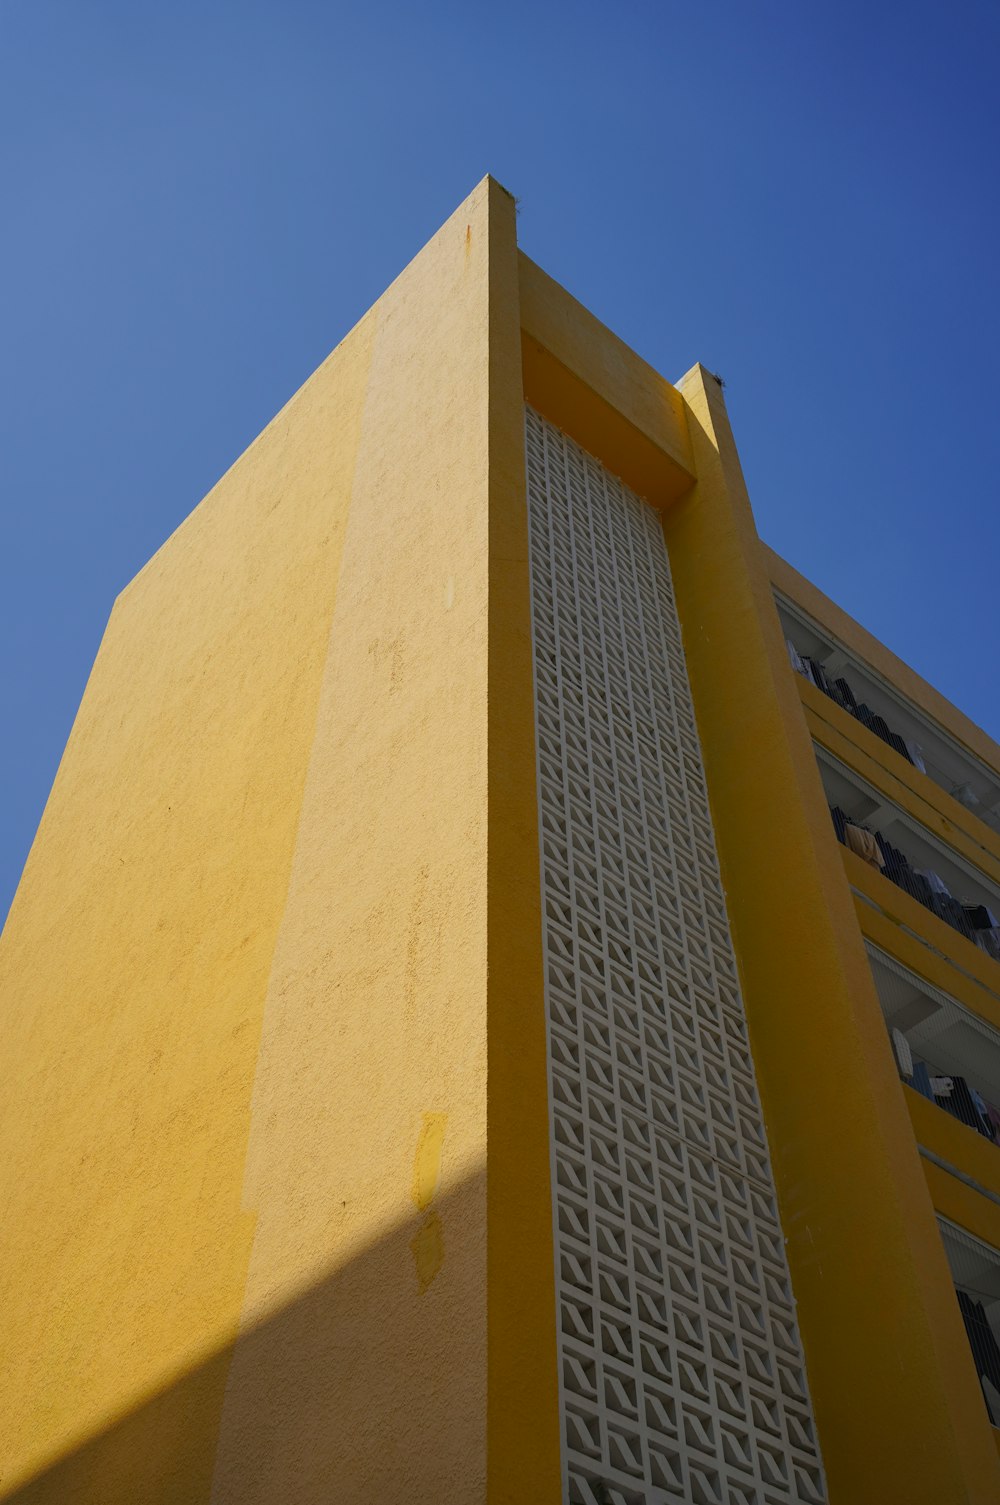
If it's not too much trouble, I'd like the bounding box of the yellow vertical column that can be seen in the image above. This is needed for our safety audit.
[662,364,1000,1504]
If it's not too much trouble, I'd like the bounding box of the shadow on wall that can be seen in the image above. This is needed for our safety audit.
[5,1172,488,1505]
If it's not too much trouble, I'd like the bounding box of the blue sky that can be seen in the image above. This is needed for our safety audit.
[2,0,998,923]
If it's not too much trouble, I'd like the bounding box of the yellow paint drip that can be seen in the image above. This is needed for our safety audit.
[410,1113,447,1292]
[411,1112,447,1212]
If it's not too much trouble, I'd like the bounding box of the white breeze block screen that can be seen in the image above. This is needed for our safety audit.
[525,407,826,1505]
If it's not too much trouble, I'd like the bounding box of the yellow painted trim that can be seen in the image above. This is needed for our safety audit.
[855,892,1000,1035]
[844,845,1000,999]
[801,679,1000,880]
[766,543,1000,779]
[666,361,1000,1502]
[486,181,562,1505]
[518,253,694,508]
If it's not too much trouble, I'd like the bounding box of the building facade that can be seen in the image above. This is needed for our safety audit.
[1,177,999,1503]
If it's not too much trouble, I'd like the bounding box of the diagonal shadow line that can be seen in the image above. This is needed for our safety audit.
[4,1171,488,1504]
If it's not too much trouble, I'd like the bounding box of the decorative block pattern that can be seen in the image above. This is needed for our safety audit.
[525,407,826,1505]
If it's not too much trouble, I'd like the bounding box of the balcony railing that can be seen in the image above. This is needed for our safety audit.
[830,804,1000,962]
[937,1218,1000,1427]
[776,597,1000,837]
[867,942,1000,1149]
[788,641,925,770]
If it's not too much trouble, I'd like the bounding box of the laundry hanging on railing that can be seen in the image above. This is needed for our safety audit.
[844,824,884,869]
[830,805,985,945]
[906,1059,1000,1143]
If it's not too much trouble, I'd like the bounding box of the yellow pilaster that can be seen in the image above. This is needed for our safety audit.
[663,364,1000,1503]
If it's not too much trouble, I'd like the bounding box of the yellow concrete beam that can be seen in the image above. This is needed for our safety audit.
[518,252,694,508]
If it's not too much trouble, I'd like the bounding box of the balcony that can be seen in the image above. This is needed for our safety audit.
[937,1217,1000,1427]
[867,942,1000,1148]
[776,591,1000,838]
[817,750,1000,966]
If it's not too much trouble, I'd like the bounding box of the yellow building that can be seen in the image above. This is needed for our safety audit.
[2,176,999,1504]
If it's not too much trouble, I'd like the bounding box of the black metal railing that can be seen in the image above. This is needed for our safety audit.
[898,1051,1000,1145]
[957,1288,1000,1426]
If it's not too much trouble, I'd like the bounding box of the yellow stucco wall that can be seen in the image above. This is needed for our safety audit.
[0,176,558,1504]
[0,290,374,1499]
